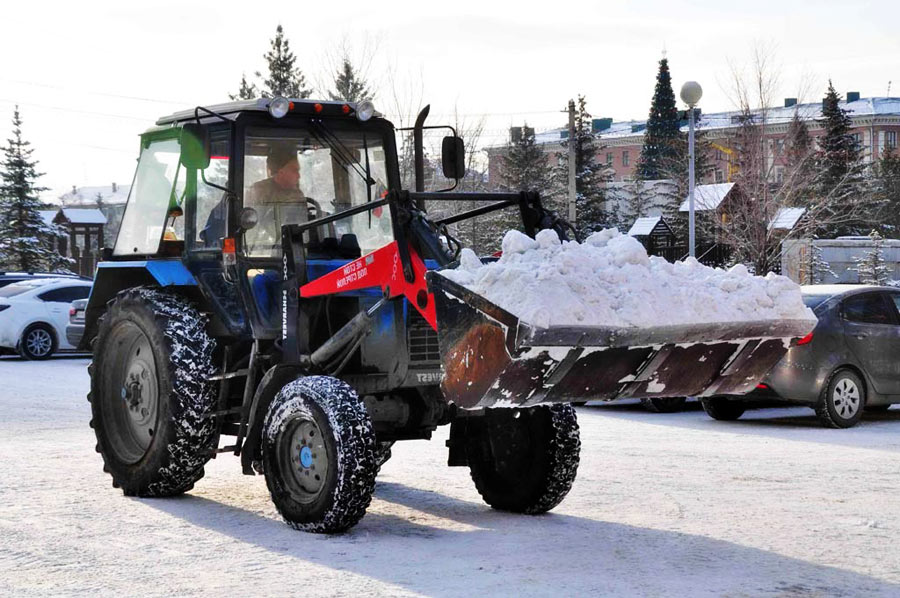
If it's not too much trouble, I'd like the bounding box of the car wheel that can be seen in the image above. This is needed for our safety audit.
[19,323,57,360]
[816,369,865,428]
[700,397,745,421]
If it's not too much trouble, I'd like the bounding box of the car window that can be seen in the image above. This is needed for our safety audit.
[38,286,91,303]
[842,293,895,325]
[0,281,46,297]
[802,295,831,309]
[889,294,900,320]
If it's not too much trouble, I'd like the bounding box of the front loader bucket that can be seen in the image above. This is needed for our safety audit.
[426,272,816,410]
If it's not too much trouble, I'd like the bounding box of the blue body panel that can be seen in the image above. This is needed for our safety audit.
[97,260,198,286]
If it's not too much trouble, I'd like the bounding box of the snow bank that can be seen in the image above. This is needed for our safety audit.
[440,229,816,329]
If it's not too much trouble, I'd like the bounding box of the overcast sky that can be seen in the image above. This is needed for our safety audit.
[2,0,898,200]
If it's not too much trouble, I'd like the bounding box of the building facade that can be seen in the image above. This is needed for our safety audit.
[487,94,900,188]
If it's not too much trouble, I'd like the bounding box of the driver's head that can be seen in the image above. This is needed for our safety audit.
[267,143,300,190]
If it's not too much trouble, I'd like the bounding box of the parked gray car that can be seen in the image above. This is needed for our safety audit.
[66,298,87,349]
[701,285,900,428]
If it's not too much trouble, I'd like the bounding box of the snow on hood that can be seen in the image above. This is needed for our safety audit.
[440,229,816,329]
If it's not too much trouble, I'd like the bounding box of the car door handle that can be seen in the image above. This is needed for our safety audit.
[855,333,869,339]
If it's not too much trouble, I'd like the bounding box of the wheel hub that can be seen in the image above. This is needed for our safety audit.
[282,418,329,500]
[833,378,861,419]
[26,328,52,356]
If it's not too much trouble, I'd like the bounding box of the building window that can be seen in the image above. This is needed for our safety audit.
[775,139,785,155]
[606,152,614,166]
[622,151,630,167]
[715,169,724,183]
[887,131,898,150]
[850,132,861,147]
[775,166,785,184]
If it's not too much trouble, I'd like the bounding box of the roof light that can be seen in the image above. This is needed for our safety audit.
[756,383,769,390]
[341,104,351,115]
[268,97,291,119]
[356,100,375,121]
[796,331,814,345]
[314,103,324,114]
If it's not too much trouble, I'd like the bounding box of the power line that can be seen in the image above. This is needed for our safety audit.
[0,98,152,123]
[0,78,191,106]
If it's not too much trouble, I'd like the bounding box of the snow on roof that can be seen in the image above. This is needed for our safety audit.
[523,96,900,147]
[38,210,57,227]
[678,183,734,212]
[59,184,131,206]
[769,207,806,231]
[627,217,662,236]
[59,208,107,225]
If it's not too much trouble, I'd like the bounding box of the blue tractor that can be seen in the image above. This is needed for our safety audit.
[85,97,812,533]
[84,98,583,533]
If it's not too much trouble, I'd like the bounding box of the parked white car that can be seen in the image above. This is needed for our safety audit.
[0,278,92,359]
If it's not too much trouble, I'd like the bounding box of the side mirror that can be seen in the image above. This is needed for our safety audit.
[180,123,211,170]
[238,207,258,231]
[441,136,465,180]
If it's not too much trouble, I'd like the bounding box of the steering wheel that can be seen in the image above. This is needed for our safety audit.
[306,197,337,239]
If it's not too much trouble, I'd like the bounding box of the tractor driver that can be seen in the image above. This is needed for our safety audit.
[243,143,310,256]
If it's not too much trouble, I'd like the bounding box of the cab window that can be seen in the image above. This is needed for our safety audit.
[114,138,181,256]
[195,137,231,249]
[241,126,392,258]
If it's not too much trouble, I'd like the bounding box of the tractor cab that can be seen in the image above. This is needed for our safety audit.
[106,99,403,342]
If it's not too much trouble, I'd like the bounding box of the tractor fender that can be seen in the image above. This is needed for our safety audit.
[81,260,199,350]
[240,363,306,475]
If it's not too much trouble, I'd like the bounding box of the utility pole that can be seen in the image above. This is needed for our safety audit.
[567,99,577,224]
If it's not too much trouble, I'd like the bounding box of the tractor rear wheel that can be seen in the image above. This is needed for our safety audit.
[465,404,580,514]
[262,376,377,533]
[89,288,217,496]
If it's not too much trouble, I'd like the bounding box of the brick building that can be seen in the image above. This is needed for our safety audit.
[487,94,900,188]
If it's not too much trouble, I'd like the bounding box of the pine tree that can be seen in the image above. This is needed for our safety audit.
[615,178,659,229]
[557,96,607,239]
[816,81,865,234]
[0,107,66,272]
[785,111,812,171]
[258,25,311,99]
[327,58,372,102]
[874,148,900,236]
[501,124,556,194]
[637,58,680,180]
[854,230,891,284]
[799,239,835,285]
[230,73,258,101]
[784,110,815,206]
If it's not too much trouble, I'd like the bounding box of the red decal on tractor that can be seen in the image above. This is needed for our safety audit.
[300,241,437,329]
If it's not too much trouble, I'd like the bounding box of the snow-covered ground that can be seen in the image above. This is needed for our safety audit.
[2,356,899,597]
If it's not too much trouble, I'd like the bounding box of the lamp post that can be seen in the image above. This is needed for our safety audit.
[680,81,702,257]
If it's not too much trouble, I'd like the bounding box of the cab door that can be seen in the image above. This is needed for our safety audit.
[841,291,900,394]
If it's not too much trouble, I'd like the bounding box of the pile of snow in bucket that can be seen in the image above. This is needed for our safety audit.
[439,228,816,329]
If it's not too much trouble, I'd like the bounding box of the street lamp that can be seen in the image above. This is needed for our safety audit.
[680,81,702,258]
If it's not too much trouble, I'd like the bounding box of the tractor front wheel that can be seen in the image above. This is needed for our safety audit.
[262,376,377,533]
[464,404,580,514]
[89,288,218,496]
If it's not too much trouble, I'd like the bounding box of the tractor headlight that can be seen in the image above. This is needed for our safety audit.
[268,96,291,119]
[356,100,375,122]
